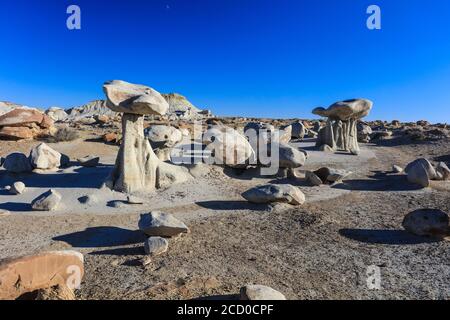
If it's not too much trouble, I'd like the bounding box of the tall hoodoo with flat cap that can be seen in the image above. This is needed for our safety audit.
[103,80,169,193]
[313,99,373,154]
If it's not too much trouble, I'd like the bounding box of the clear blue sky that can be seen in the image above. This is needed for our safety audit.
[1,0,449,122]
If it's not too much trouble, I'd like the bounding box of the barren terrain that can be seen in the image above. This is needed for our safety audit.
[1,125,449,300]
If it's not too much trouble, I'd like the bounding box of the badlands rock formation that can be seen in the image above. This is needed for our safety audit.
[0,108,54,140]
[103,80,192,193]
[313,99,373,154]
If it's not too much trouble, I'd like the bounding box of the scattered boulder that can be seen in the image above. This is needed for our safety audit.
[290,120,306,140]
[405,158,436,188]
[240,285,286,300]
[10,181,26,195]
[3,153,32,173]
[203,126,255,167]
[144,237,169,256]
[259,143,306,169]
[77,155,100,168]
[305,171,323,186]
[402,209,449,238]
[242,184,306,205]
[313,167,352,184]
[0,250,84,300]
[138,212,189,237]
[392,165,404,173]
[29,143,61,170]
[31,189,62,211]
[357,122,373,143]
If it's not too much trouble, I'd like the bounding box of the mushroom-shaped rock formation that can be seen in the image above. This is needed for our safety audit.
[313,99,373,154]
[103,80,191,193]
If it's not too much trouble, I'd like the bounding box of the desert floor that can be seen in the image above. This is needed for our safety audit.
[0,135,449,300]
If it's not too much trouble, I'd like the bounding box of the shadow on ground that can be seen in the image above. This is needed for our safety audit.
[339,229,440,245]
[90,246,144,256]
[0,202,31,212]
[0,166,112,189]
[333,171,422,192]
[196,200,268,211]
[53,226,145,248]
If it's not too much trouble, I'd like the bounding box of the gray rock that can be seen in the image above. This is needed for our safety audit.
[275,143,306,168]
[405,158,436,188]
[77,155,100,168]
[402,209,449,238]
[138,212,189,237]
[240,285,286,300]
[290,120,306,140]
[144,237,169,256]
[3,153,32,173]
[242,184,306,205]
[10,181,26,195]
[305,171,323,186]
[31,189,62,211]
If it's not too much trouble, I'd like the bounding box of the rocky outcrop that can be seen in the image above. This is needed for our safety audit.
[0,108,54,140]
[66,100,116,122]
[103,80,192,193]
[313,99,373,154]
[162,93,210,120]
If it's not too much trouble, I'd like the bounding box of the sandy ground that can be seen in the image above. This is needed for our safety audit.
[0,136,449,300]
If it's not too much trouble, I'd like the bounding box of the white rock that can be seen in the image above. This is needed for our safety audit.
[29,143,61,170]
[392,165,403,173]
[240,285,286,300]
[10,181,26,195]
[138,212,189,237]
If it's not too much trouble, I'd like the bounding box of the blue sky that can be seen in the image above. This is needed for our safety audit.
[0,0,449,122]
